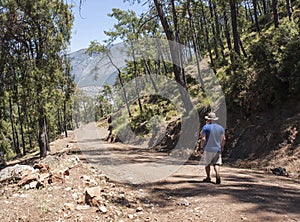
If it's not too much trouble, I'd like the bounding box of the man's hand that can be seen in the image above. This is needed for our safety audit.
[199,148,204,155]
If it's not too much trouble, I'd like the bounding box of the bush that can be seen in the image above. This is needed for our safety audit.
[247,21,300,109]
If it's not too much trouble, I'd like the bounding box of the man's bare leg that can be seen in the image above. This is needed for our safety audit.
[214,164,221,184]
[205,165,211,178]
[202,165,212,182]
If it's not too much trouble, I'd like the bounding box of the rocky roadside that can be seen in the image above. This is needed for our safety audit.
[0,150,159,222]
[0,133,161,222]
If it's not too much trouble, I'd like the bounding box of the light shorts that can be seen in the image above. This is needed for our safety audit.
[204,151,222,166]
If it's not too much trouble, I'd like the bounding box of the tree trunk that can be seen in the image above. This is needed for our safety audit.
[24,104,33,150]
[17,104,26,156]
[230,0,241,55]
[57,109,62,134]
[171,0,185,72]
[156,40,169,76]
[286,0,293,21]
[239,38,248,58]
[209,0,219,59]
[195,7,205,55]
[257,0,263,15]
[200,2,215,68]
[253,0,261,32]
[187,0,205,90]
[107,53,131,117]
[143,59,159,92]
[154,0,194,119]
[36,75,49,157]
[45,117,50,152]
[262,0,268,15]
[212,1,225,59]
[272,0,279,28]
[63,100,68,137]
[9,98,21,156]
[38,115,47,158]
[130,39,143,114]
[222,1,233,60]
[153,0,186,87]
[246,0,254,24]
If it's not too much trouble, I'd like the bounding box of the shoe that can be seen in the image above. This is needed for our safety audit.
[202,177,211,182]
[216,177,221,184]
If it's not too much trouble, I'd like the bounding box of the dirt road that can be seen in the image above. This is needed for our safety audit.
[74,123,300,222]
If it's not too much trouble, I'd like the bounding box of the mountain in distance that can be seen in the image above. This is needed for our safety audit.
[68,42,129,95]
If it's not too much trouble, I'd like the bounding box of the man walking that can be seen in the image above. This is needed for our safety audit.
[200,112,225,184]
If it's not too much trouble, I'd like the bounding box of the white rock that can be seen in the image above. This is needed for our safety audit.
[76,205,90,210]
[72,192,79,200]
[64,203,75,211]
[136,207,143,212]
[81,175,91,181]
[29,181,39,189]
[99,206,108,213]
[65,187,72,191]
[127,214,134,219]
[0,164,35,182]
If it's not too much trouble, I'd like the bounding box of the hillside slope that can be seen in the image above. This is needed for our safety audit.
[225,98,300,179]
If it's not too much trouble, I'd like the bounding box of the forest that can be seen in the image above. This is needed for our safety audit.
[1,0,300,166]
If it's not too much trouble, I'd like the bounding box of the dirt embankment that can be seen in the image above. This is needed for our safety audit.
[225,98,300,179]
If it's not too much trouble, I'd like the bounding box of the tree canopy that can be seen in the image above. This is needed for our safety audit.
[0,0,74,158]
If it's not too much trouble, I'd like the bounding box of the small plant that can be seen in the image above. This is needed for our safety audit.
[40,205,51,214]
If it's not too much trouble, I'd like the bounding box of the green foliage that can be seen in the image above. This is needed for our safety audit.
[111,90,201,139]
[97,0,300,143]
[94,84,114,120]
[112,111,128,136]
[111,95,178,137]
[247,20,300,108]
[216,8,300,116]
[0,120,11,154]
[0,0,74,158]
[278,27,300,95]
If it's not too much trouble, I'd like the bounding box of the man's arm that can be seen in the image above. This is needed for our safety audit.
[200,133,206,152]
[221,135,226,152]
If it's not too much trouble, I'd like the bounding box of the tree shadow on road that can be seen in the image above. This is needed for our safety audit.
[112,165,300,217]
[76,136,300,218]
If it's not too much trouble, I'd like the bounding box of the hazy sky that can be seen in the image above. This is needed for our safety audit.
[69,0,147,53]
